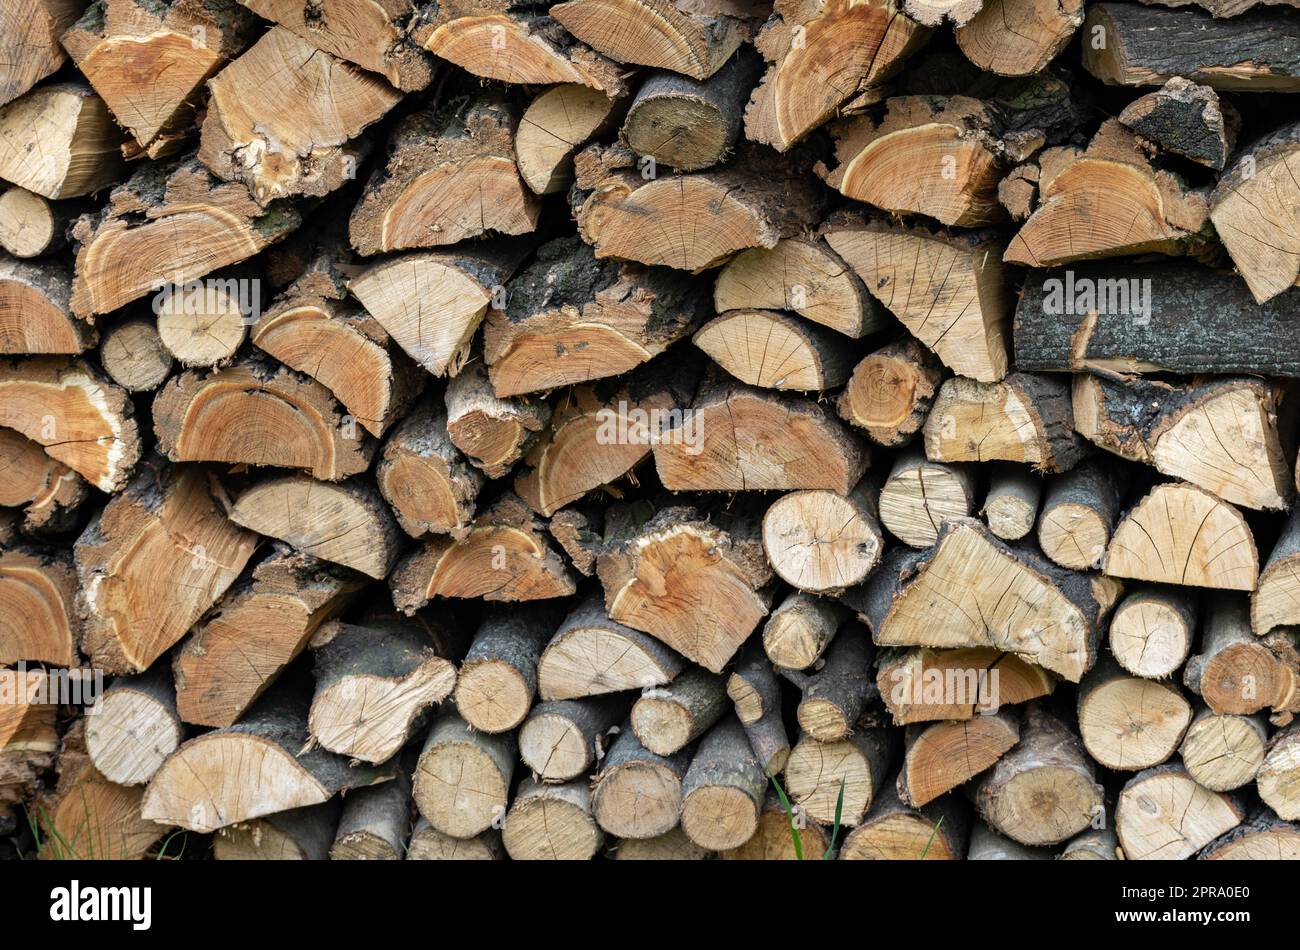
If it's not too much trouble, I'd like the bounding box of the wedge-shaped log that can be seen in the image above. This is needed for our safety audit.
[518,84,621,195]
[143,681,393,833]
[1104,482,1258,591]
[486,235,707,396]
[1118,78,1237,171]
[877,646,1054,725]
[596,504,773,672]
[0,548,79,667]
[0,84,124,199]
[1201,810,1300,861]
[153,358,376,480]
[0,258,92,354]
[0,0,82,107]
[851,518,1113,682]
[391,493,576,611]
[75,463,256,674]
[0,428,89,535]
[694,309,855,391]
[1115,765,1243,861]
[823,217,1010,382]
[230,476,403,579]
[0,357,140,491]
[955,0,1083,77]
[897,710,1018,808]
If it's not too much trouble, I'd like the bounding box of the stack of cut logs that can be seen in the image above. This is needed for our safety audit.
[8,0,1300,863]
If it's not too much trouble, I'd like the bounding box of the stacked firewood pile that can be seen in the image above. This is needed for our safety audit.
[6,0,1300,862]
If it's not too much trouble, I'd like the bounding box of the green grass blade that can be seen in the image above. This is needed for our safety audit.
[822,778,846,860]
[919,816,945,860]
[769,775,804,861]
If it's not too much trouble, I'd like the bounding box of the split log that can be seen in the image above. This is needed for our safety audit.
[975,705,1103,847]
[551,0,750,80]
[744,0,929,152]
[783,625,873,742]
[350,97,537,255]
[0,0,82,107]
[1015,262,1300,377]
[820,97,1008,228]
[785,727,892,823]
[596,503,774,672]
[517,85,621,195]
[445,362,550,479]
[74,463,256,674]
[514,359,700,516]
[1257,725,1300,821]
[99,319,173,392]
[955,0,1083,77]
[851,518,1111,681]
[390,493,576,611]
[1004,121,1208,268]
[519,696,625,782]
[877,647,1054,725]
[537,593,685,700]
[503,777,604,860]
[0,357,140,491]
[0,428,88,536]
[654,377,870,493]
[967,823,1051,860]
[1256,508,1300,636]
[1118,78,1237,170]
[1104,482,1258,591]
[725,641,790,775]
[680,716,767,850]
[407,820,504,860]
[762,590,848,671]
[84,666,182,787]
[0,671,57,834]
[62,0,257,158]
[693,309,855,390]
[822,214,1010,383]
[229,475,403,579]
[347,239,532,377]
[0,187,73,258]
[1108,587,1196,680]
[902,0,981,24]
[1201,811,1300,861]
[252,249,424,437]
[836,339,943,447]
[609,825,710,860]
[153,358,376,480]
[376,395,484,539]
[308,618,460,764]
[878,448,978,549]
[1083,3,1300,92]
[1115,765,1243,860]
[36,722,167,860]
[213,802,340,860]
[998,163,1038,221]
[573,143,824,271]
[720,789,830,860]
[1180,708,1268,793]
[173,548,363,728]
[896,710,1019,808]
[761,480,883,595]
[0,258,91,355]
[142,682,393,833]
[485,236,707,396]
[0,549,78,666]
[413,709,515,838]
[1036,461,1118,570]
[713,236,883,338]
[841,782,969,860]
[240,0,435,90]
[412,0,626,91]
[924,373,1083,473]
[331,777,412,860]
[69,158,301,317]
[591,725,691,839]
[1185,598,1300,725]
[1073,373,1292,512]
[1077,655,1192,771]
[1140,0,1300,14]
[455,608,558,733]
[982,464,1041,541]
[199,27,399,203]
[623,49,761,171]
[1059,828,1118,860]
[632,666,727,756]
[0,84,124,199]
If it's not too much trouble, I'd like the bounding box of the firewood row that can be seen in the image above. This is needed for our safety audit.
[6,0,1300,863]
